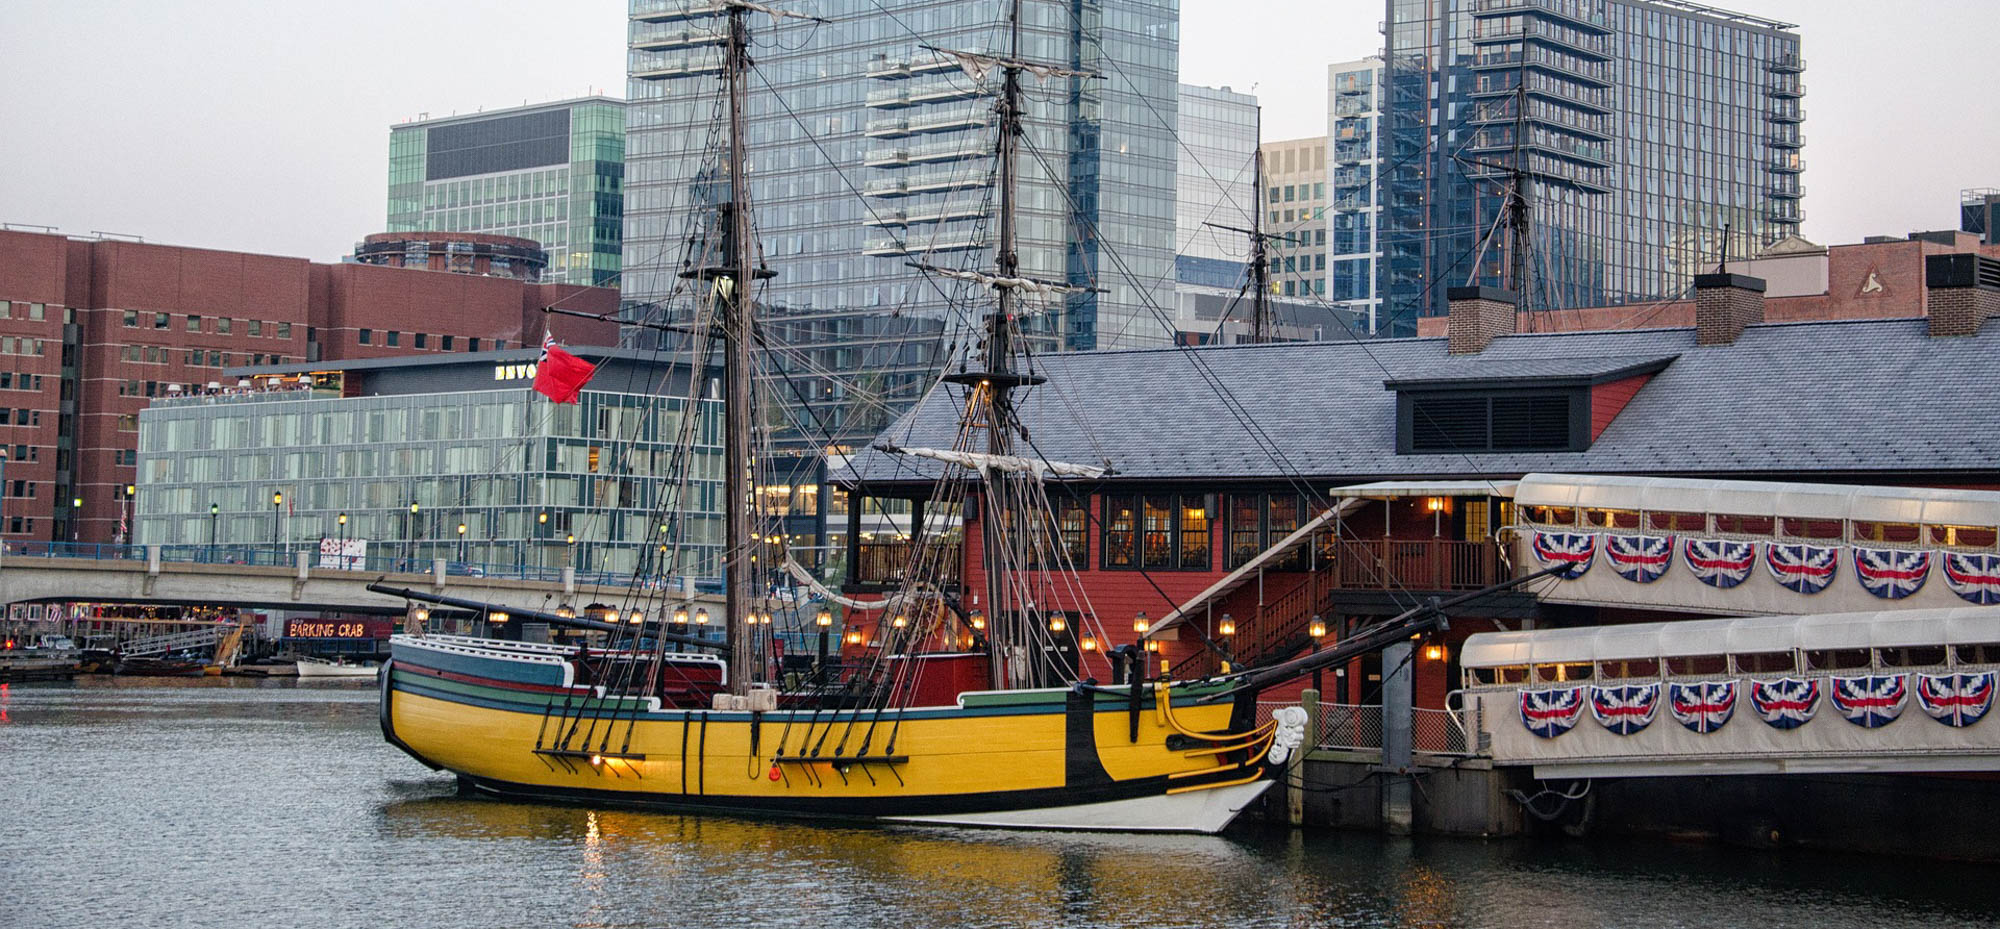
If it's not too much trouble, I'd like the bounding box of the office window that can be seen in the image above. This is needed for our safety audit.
[27,303,44,321]
[469,338,481,351]
[154,312,169,329]
[386,331,401,347]
[123,310,139,327]
[277,322,292,339]
[186,314,201,332]
[216,317,232,334]
[359,328,373,345]
[248,319,263,337]
[442,335,455,351]
[415,333,428,349]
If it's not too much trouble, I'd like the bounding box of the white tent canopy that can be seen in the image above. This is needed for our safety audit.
[1460,606,2000,669]
[1514,473,2000,527]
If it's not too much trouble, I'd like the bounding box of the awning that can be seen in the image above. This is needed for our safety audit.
[1328,479,1518,499]
[1147,498,1365,635]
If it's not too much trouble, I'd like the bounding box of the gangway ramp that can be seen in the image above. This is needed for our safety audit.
[120,626,227,657]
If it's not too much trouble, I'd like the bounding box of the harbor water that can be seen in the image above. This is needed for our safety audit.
[3,677,1997,929]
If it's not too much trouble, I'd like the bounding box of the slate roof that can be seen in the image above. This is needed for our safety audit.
[1380,353,1678,389]
[842,317,2000,487]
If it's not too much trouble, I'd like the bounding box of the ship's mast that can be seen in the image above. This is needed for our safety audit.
[716,2,762,695]
[1249,109,1271,343]
[978,0,1026,689]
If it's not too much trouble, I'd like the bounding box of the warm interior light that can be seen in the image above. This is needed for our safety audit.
[628,610,645,624]
[489,611,509,624]
[1081,635,1098,652]
[672,605,689,625]
[1145,639,1161,653]
[412,607,429,623]
[1218,614,1235,637]
[970,612,986,631]
[759,611,773,625]
[1048,616,1066,633]
[556,606,575,619]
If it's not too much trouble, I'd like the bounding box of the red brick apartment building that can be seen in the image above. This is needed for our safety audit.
[0,229,617,545]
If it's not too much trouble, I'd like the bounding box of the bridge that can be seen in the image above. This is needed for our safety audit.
[0,542,725,618]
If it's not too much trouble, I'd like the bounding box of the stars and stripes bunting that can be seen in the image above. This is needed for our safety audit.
[1942,553,2000,605]
[1589,683,1660,736]
[1749,677,1820,730]
[1764,542,1839,594]
[1519,687,1586,739]
[1852,546,1930,599]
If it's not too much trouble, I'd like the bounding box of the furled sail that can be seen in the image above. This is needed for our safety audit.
[881,444,1109,480]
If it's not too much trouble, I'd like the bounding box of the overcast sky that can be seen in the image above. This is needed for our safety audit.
[1,0,1991,263]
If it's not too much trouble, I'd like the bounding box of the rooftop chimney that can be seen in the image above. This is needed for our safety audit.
[1445,286,1517,354]
[1926,253,2000,337]
[1693,273,1766,346]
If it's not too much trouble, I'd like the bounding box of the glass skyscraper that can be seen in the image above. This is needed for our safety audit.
[1380,0,1803,335]
[1327,57,1384,333]
[623,0,1178,444]
[387,98,626,286]
[1174,83,1260,290]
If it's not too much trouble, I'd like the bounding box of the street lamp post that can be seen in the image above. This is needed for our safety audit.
[270,492,283,561]
[536,512,549,576]
[119,484,135,548]
[208,503,219,563]
[406,501,419,570]
[565,533,576,569]
[456,521,468,565]
[337,512,349,569]
[72,496,83,543]
[0,448,8,552]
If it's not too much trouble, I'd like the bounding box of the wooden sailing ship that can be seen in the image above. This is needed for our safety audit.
[375,0,1373,832]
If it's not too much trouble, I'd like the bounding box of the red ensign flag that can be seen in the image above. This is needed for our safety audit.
[533,331,597,404]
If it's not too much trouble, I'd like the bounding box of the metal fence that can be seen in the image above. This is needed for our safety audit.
[1255,700,1473,756]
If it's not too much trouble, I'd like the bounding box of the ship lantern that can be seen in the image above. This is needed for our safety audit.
[844,629,863,646]
[1309,618,1328,639]
[969,611,986,631]
[1048,616,1066,633]
[1424,643,1445,662]
[629,611,645,625]
[1218,613,1235,637]
[1132,611,1148,634]
[816,608,833,627]
[759,610,773,625]
[1081,635,1098,652]
[412,607,430,623]
[893,613,907,629]
[693,608,709,626]
[555,605,574,619]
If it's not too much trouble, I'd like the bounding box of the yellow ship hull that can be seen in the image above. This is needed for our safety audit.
[382,635,1279,833]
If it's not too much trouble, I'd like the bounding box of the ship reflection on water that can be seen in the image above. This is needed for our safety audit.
[3,678,1998,929]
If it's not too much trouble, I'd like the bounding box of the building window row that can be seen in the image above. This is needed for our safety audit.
[0,301,49,321]
[7,479,37,498]
[1,337,47,356]
[123,310,294,339]
[0,373,42,391]
[7,516,34,534]
[357,329,494,352]
[9,444,41,462]
[1101,493,1212,571]
[118,345,169,364]
[5,409,44,427]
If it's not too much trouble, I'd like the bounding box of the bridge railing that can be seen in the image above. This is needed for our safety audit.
[3,541,731,595]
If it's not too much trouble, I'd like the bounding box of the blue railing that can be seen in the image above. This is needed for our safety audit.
[1,540,728,592]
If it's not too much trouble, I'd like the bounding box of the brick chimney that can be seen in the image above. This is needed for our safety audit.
[1926,254,2000,337]
[1445,286,1517,354]
[1692,273,1766,346]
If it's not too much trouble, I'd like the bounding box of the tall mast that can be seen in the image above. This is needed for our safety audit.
[1249,109,1271,343]
[1507,62,1532,304]
[722,3,757,694]
[977,0,1026,689]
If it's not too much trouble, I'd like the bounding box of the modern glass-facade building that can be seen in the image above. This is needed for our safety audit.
[1174,83,1260,290]
[387,98,626,286]
[134,349,724,577]
[623,0,1179,443]
[1380,0,1804,335]
[1327,57,1384,333]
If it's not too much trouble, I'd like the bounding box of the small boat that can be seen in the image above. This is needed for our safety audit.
[115,655,207,677]
[0,635,82,682]
[296,656,382,679]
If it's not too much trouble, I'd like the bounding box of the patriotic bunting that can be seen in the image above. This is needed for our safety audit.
[1531,531,1597,579]
[1668,680,1737,734]
[1852,547,1931,599]
[1828,674,1908,728]
[1942,553,2000,605]
[1685,538,1757,589]
[1604,534,1674,583]
[1519,687,1586,738]
[1915,671,1995,727]
[1589,683,1660,735]
[1765,543,1839,594]
[1749,677,1820,730]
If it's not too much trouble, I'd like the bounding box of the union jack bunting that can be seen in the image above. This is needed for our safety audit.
[1519,687,1586,738]
[1589,683,1660,736]
[1749,677,1820,730]
[1852,547,1931,600]
[1684,538,1757,589]
[1915,671,1995,727]
[1604,534,1673,584]
[1668,680,1737,734]
[1829,673,1908,728]
[1942,553,2000,606]
[1765,543,1839,595]
[1531,531,1596,580]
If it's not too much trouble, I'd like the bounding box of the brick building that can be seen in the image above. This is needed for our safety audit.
[1414,232,2000,337]
[0,229,617,546]
[840,257,2000,710]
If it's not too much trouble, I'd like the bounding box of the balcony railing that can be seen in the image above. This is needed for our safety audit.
[1334,538,1503,591]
